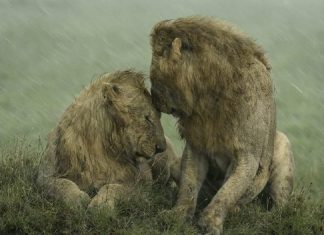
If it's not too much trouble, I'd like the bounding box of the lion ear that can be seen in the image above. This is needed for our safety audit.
[171,38,182,59]
[102,82,120,102]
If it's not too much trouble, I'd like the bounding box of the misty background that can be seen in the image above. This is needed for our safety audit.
[0,0,323,197]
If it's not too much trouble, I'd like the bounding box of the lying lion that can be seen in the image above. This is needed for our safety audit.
[37,70,180,209]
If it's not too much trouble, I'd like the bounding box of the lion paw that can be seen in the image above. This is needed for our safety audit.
[198,213,224,235]
[65,190,91,208]
[88,194,115,210]
[78,191,91,207]
[159,206,194,223]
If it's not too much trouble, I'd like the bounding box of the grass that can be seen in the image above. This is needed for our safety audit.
[0,139,323,235]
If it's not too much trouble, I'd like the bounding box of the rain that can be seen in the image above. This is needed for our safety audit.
[0,0,323,201]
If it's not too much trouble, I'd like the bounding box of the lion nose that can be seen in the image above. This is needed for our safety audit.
[155,143,166,154]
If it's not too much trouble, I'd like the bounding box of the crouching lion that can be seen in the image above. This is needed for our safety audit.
[149,17,294,234]
[37,70,180,209]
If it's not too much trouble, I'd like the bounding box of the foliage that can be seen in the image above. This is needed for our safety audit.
[0,140,322,235]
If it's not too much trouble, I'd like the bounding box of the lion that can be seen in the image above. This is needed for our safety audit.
[37,70,180,209]
[149,17,294,234]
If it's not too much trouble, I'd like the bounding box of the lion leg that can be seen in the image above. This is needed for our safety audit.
[151,151,171,185]
[169,156,181,186]
[165,136,182,184]
[199,154,259,235]
[136,157,153,184]
[169,156,181,185]
[268,131,294,206]
[151,136,181,185]
[235,163,271,208]
[88,183,126,209]
[174,144,209,220]
[37,177,90,207]
[235,131,294,209]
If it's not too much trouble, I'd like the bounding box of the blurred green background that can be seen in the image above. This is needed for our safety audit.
[0,0,323,197]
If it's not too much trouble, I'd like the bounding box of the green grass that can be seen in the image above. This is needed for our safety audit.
[0,140,323,235]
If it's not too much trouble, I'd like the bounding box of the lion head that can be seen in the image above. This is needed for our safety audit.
[100,70,166,159]
[149,18,206,118]
[149,17,270,119]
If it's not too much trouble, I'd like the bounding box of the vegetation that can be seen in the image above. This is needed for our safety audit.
[0,140,322,235]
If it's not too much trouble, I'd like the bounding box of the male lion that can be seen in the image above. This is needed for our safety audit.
[150,17,294,234]
[37,70,180,209]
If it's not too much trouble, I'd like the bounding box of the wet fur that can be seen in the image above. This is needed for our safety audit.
[37,70,180,209]
[150,17,294,234]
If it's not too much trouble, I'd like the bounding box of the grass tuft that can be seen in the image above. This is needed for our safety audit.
[0,140,322,235]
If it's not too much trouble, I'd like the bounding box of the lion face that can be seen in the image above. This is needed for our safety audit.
[102,71,166,159]
[150,73,190,119]
[150,26,196,118]
[126,95,166,159]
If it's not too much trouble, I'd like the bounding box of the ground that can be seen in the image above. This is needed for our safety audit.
[0,140,323,234]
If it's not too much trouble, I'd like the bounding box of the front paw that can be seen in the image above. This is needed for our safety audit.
[88,194,115,210]
[78,191,91,207]
[65,190,91,208]
[198,212,223,235]
[159,205,195,223]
